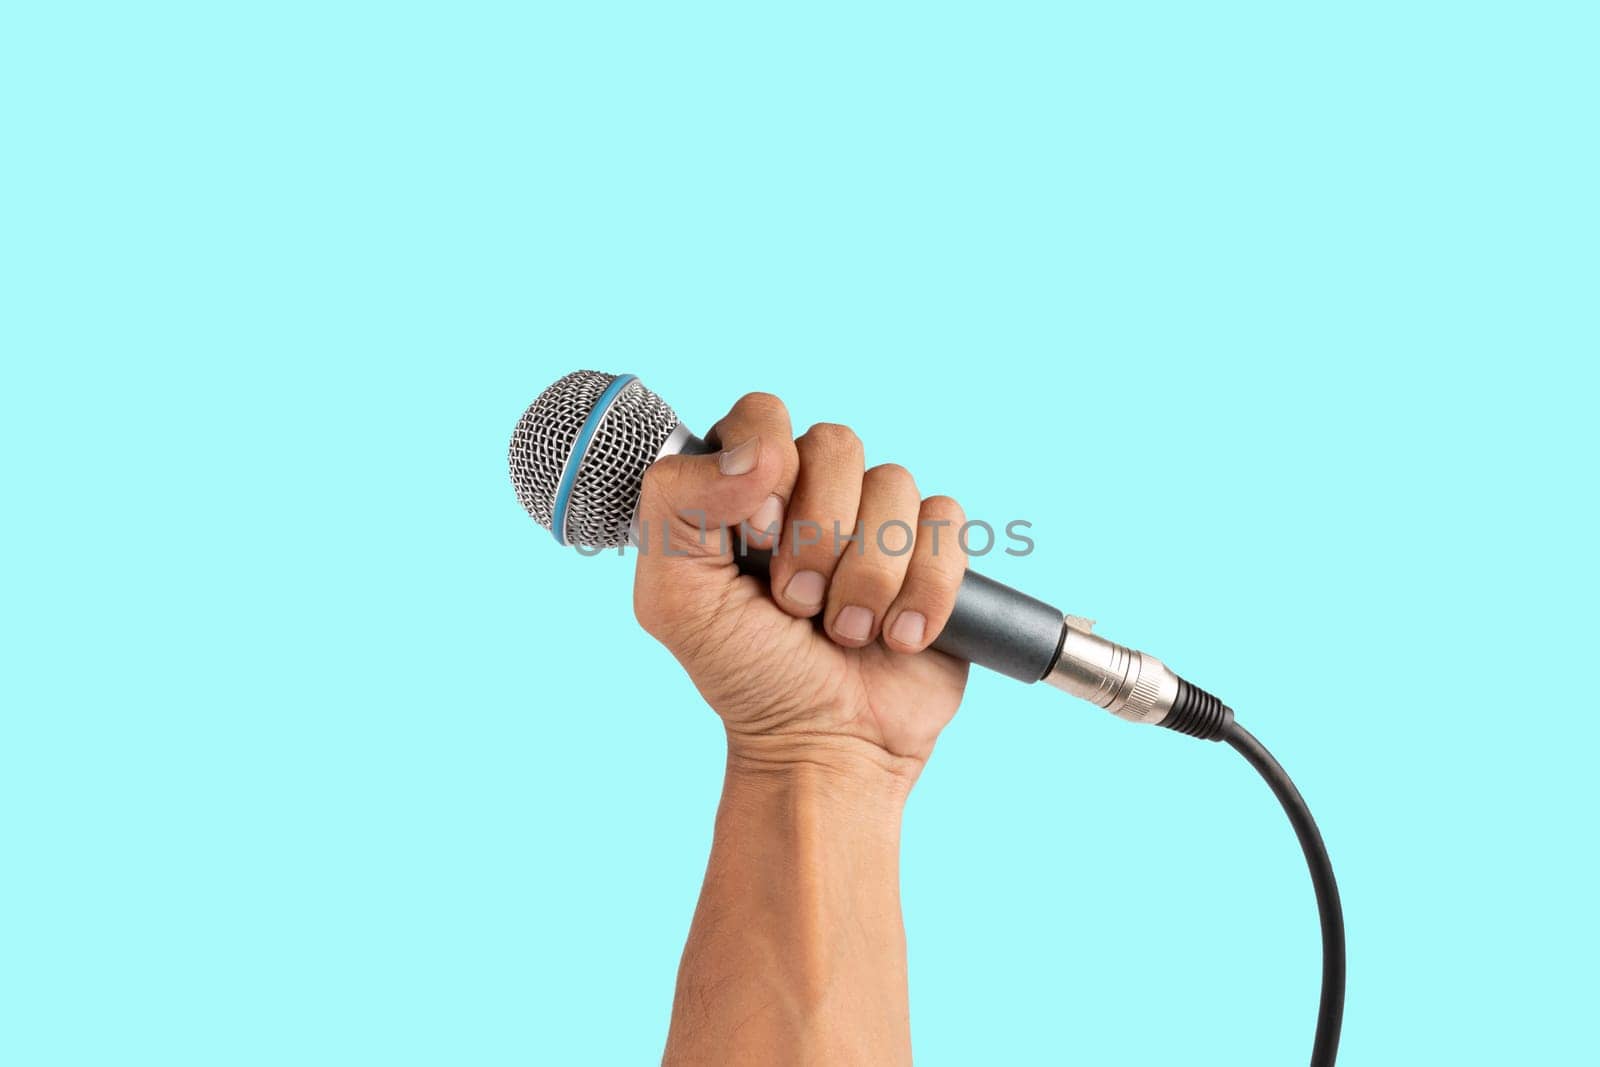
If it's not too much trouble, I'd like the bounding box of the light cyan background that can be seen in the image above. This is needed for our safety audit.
[3,3,1595,1063]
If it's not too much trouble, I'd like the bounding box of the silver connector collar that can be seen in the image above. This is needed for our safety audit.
[1044,619,1180,726]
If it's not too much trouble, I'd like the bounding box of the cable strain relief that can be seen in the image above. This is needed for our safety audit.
[1162,678,1234,741]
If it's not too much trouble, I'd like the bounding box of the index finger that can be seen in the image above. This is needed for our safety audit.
[705,392,800,551]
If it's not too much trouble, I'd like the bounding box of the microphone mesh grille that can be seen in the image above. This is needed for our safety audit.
[508,370,681,548]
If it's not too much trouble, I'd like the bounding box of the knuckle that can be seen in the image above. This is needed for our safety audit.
[835,560,903,603]
[921,494,965,523]
[865,462,917,495]
[637,461,674,511]
[918,496,968,567]
[639,459,669,491]
[638,458,698,519]
[777,518,837,559]
[864,463,915,502]
[800,421,862,455]
[901,567,962,607]
[735,390,788,419]
[782,547,835,575]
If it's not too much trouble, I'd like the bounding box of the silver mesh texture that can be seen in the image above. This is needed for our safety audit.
[508,370,616,530]
[507,370,681,548]
[562,380,680,547]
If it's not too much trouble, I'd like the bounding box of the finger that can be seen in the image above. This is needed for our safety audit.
[707,393,800,551]
[883,495,968,653]
[633,393,795,633]
[769,423,865,618]
[824,463,920,648]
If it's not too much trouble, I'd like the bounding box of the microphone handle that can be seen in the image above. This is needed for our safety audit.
[676,432,1065,682]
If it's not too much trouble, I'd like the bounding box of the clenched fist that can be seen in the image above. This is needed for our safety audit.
[632,391,969,785]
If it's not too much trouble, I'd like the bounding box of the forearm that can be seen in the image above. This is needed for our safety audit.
[664,737,916,1066]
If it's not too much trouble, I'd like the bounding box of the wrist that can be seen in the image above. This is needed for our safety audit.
[724,730,922,807]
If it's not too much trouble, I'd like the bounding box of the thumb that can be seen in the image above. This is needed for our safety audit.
[633,393,798,631]
[636,436,784,561]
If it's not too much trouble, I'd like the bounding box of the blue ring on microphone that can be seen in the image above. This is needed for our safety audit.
[551,373,637,546]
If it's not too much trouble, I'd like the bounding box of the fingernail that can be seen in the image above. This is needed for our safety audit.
[890,611,927,647]
[784,570,826,609]
[835,605,874,642]
[718,438,759,476]
[746,494,783,547]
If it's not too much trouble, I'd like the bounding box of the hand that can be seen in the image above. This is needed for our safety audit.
[633,392,969,784]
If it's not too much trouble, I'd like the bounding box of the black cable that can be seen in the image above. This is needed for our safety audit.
[1223,720,1346,1067]
[1162,679,1345,1061]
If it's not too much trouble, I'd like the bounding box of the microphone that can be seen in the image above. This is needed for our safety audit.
[507,370,1231,741]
